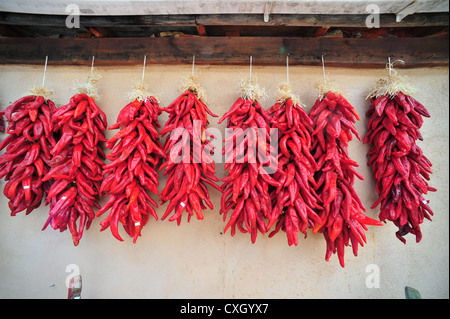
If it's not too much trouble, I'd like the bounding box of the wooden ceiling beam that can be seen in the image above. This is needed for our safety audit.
[0,12,448,29]
[195,13,450,27]
[0,12,197,28]
[0,36,447,68]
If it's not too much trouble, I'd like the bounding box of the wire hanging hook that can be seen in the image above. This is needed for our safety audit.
[249,55,253,80]
[90,56,95,75]
[192,55,195,75]
[142,55,147,83]
[286,54,290,84]
[386,57,405,77]
[321,54,327,86]
[42,55,48,87]
[388,56,392,77]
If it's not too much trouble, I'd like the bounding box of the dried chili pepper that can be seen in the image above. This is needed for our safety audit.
[0,94,56,216]
[160,75,220,225]
[97,95,163,243]
[364,90,435,244]
[265,84,322,246]
[42,92,107,246]
[309,91,382,267]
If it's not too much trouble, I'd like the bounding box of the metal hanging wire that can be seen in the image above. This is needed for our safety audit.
[142,55,147,82]
[321,54,327,86]
[42,55,48,86]
[90,55,95,75]
[286,54,290,84]
[249,55,253,80]
[386,56,405,77]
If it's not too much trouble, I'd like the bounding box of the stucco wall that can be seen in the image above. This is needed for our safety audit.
[0,63,448,299]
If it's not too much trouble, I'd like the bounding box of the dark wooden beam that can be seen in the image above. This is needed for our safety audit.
[0,12,197,28]
[0,12,448,28]
[0,36,447,68]
[0,24,26,37]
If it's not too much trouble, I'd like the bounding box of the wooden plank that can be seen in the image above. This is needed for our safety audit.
[225,31,240,37]
[0,12,197,27]
[0,36,447,68]
[0,0,414,16]
[195,13,450,27]
[0,12,448,28]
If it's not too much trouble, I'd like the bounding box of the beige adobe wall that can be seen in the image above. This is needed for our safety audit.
[0,64,448,299]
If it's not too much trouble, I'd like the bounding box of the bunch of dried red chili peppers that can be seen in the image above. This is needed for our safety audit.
[42,92,107,245]
[265,84,322,246]
[364,84,435,243]
[219,81,277,243]
[97,95,163,243]
[159,75,221,224]
[1,94,56,216]
[308,91,383,267]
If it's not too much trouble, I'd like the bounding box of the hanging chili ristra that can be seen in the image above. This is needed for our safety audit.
[219,78,278,243]
[364,70,435,243]
[309,85,382,267]
[0,87,56,217]
[42,73,107,245]
[159,74,221,224]
[97,81,163,243]
[265,83,322,246]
